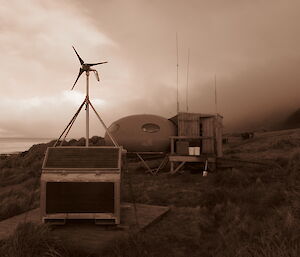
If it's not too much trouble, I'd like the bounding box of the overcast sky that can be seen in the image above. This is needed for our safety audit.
[0,0,299,138]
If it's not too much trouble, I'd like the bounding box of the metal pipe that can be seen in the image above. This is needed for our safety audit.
[176,33,179,113]
[186,48,190,112]
[215,74,218,114]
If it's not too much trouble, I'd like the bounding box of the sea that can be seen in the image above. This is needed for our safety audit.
[0,138,53,154]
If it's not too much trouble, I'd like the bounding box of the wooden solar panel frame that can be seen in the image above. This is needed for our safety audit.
[40,174,121,224]
[40,146,123,225]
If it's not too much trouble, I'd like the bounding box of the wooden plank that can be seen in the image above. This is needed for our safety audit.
[169,155,216,162]
[129,152,165,155]
[170,161,186,174]
[41,173,120,182]
[170,136,213,139]
[42,168,120,172]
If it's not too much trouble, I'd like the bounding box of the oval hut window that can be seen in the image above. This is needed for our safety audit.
[142,123,160,133]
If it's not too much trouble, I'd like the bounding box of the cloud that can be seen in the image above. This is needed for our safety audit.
[0,0,116,98]
[1,0,300,137]
[0,90,109,137]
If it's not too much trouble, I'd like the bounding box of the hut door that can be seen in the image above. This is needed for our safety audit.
[201,117,214,154]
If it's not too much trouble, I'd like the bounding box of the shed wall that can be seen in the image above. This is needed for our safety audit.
[175,112,223,157]
[201,117,215,154]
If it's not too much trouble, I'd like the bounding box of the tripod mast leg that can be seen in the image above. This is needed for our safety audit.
[86,71,90,147]
[88,99,119,147]
[54,99,86,147]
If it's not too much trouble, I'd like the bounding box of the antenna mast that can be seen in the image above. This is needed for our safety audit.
[186,48,190,112]
[214,74,218,114]
[176,33,179,113]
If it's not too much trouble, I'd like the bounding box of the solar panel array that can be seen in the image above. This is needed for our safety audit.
[43,147,120,169]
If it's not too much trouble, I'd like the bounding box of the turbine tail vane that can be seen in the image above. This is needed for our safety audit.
[93,70,100,81]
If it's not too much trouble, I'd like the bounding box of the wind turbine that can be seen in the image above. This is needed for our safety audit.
[72,46,108,146]
[54,46,118,148]
[71,46,107,90]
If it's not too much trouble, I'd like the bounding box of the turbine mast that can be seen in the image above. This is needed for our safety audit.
[86,71,90,146]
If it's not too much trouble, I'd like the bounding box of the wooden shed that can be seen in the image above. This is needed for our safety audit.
[40,146,123,225]
[169,112,223,173]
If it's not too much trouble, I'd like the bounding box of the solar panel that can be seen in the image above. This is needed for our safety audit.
[43,147,120,169]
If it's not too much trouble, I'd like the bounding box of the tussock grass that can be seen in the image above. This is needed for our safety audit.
[0,167,34,187]
[0,184,39,221]
[0,222,69,257]
[0,132,299,256]
[102,201,300,257]
[271,137,300,150]
[115,133,300,257]
[224,129,300,159]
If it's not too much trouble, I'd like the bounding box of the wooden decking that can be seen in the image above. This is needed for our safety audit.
[0,203,169,253]
[169,154,216,174]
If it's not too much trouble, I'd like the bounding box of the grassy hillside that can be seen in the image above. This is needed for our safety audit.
[0,130,299,256]
[283,108,300,129]
[0,137,105,221]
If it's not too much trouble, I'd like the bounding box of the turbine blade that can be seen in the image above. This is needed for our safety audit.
[71,68,84,90]
[87,61,108,67]
[72,46,84,65]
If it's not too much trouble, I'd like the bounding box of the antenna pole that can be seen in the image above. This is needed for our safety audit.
[214,74,218,114]
[176,33,179,113]
[186,48,190,112]
[86,71,90,147]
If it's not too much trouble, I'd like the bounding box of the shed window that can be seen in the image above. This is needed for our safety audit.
[142,123,160,133]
